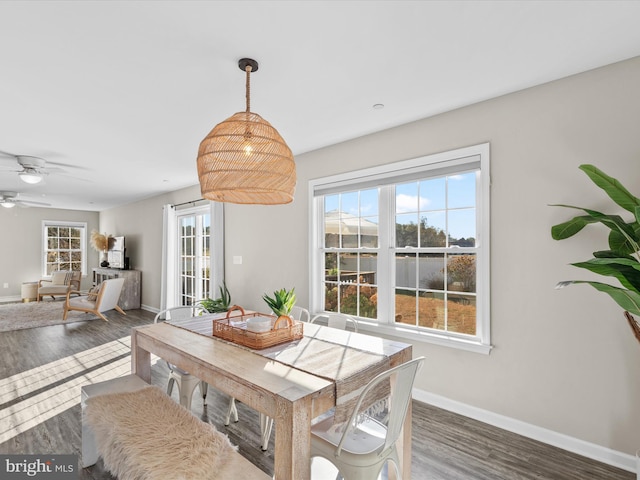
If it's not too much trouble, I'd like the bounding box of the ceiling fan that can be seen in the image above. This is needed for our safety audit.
[0,191,51,209]
[0,151,83,184]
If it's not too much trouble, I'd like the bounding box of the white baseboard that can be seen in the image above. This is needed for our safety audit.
[0,295,22,304]
[413,388,637,474]
[141,304,159,314]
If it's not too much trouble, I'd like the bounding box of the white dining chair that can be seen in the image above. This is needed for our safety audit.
[261,310,356,451]
[310,312,359,332]
[154,306,217,411]
[289,305,311,322]
[310,357,425,480]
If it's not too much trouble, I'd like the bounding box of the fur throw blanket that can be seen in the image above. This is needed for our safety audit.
[85,386,238,480]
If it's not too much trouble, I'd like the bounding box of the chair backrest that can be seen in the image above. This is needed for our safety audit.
[289,305,310,322]
[95,278,125,312]
[310,312,359,332]
[69,270,82,289]
[51,270,73,285]
[154,305,210,323]
[336,357,425,456]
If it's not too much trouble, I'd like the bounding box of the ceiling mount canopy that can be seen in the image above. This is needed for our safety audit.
[197,57,296,205]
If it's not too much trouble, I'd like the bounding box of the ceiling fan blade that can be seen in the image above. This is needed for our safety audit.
[19,199,51,207]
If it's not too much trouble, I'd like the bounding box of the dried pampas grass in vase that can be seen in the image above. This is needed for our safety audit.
[90,230,113,267]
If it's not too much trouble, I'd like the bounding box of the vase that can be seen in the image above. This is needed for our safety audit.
[100,251,109,268]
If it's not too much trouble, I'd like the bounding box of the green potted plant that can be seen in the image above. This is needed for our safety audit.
[199,282,232,313]
[551,164,640,342]
[263,287,296,319]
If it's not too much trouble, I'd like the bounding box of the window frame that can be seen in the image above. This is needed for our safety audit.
[309,143,491,354]
[42,220,88,277]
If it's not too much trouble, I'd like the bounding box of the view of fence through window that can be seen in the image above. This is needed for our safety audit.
[45,225,84,274]
[322,170,478,336]
[178,212,210,306]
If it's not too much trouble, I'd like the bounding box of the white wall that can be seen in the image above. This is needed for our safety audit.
[102,56,640,460]
[0,206,99,299]
[223,56,640,457]
[99,184,202,310]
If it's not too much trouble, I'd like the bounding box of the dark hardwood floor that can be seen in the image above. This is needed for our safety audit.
[0,307,633,479]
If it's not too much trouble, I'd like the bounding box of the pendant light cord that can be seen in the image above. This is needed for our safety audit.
[245,65,251,113]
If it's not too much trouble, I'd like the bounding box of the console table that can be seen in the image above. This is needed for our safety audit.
[92,268,141,310]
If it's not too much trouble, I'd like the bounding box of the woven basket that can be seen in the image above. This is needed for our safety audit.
[213,305,303,350]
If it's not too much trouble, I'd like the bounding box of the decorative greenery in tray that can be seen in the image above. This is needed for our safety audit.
[199,282,232,313]
[263,287,296,317]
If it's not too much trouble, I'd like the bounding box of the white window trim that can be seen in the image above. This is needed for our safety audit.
[42,220,88,277]
[309,143,492,354]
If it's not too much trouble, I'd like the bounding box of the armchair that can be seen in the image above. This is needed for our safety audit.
[37,270,81,302]
[63,277,126,322]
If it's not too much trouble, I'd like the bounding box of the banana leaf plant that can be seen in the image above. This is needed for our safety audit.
[551,164,640,322]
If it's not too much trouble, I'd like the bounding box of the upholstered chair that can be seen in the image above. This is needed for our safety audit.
[38,270,81,302]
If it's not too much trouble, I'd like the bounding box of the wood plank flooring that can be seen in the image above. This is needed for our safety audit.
[0,306,633,479]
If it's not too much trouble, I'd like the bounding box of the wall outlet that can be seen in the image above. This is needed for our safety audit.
[233,256,243,265]
[3,283,8,289]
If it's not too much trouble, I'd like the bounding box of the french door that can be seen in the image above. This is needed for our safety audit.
[176,208,210,306]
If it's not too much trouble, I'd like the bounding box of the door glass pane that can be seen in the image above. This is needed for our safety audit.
[178,212,211,306]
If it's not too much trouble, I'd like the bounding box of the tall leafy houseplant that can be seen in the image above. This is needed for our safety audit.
[551,164,640,341]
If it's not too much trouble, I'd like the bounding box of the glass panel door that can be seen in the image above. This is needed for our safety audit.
[177,210,210,306]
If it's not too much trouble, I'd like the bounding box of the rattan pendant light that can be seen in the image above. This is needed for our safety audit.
[197,58,296,204]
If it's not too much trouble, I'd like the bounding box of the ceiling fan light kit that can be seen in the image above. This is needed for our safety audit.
[197,58,296,205]
[0,191,51,209]
[18,170,44,184]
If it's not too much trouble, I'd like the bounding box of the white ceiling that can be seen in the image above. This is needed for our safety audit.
[1,1,640,211]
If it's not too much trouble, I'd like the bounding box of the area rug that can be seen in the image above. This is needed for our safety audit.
[0,300,99,332]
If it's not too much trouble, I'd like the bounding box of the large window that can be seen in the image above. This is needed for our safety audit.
[42,221,87,276]
[310,144,490,353]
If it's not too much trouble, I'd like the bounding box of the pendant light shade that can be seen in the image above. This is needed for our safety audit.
[197,58,296,205]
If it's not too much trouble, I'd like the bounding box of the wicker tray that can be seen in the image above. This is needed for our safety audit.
[212,305,304,350]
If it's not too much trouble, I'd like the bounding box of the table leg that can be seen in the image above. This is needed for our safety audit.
[393,348,413,480]
[274,396,312,480]
[131,331,151,383]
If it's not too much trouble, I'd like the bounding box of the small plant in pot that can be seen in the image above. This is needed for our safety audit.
[551,164,640,343]
[199,282,232,313]
[263,287,296,326]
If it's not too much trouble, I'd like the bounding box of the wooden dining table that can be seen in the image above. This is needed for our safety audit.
[130,316,413,480]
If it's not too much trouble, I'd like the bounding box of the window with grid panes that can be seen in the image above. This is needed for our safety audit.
[43,221,87,276]
[310,144,491,353]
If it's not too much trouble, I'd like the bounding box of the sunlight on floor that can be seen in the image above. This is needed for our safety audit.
[0,335,159,445]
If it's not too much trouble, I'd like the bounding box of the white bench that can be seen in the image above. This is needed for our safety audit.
[81,374,270,479]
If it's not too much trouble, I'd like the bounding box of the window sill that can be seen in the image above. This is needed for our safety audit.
[355,319,493,355]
